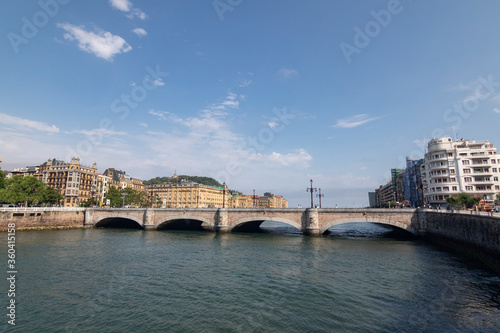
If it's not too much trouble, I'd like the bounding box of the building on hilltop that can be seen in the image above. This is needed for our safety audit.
[36,157,98,207]
[421,137,500,207]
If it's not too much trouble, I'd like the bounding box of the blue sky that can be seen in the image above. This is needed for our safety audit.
[1,0,500,208]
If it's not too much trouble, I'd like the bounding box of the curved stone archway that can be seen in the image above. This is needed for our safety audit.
[319,218,416,235]
[230,217,302,233]
[154,215,215,231]
[94,215,144,229]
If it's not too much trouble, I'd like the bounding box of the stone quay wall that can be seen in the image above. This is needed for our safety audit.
[0,209,85,231]
[425,211,500,254]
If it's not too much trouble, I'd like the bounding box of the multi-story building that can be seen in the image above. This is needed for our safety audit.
[147,181,229,208]
[368,192,376,208]
[103,168,144,192]
[229,194,254,208]
[402,157,423,207]
[421,137,500,206]
[36,157,98,207]
[255,192,289,208]
[375,180,394,207]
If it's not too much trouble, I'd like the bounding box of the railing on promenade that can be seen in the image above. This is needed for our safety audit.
[0,207,86,212]
[425,208,500,218]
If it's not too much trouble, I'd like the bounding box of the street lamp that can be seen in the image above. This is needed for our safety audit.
[316,188,324,208]
[253,189,256,208]
[306,179,317,208]
[122,192,127,208]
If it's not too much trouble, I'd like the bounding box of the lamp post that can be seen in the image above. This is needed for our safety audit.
[253,189,256,208]
[121,192,127,208]
[306,179,317,208]
[316,188,324,208]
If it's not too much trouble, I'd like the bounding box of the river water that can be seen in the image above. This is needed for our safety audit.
[2,222,499,332]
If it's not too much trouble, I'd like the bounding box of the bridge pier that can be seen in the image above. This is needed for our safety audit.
[303,208,320,236]
[215,208,230,233]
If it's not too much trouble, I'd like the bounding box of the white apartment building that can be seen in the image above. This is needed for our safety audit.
[421,137,500,206]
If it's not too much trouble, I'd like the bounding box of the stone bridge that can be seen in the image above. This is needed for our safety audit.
[84,208,426,235]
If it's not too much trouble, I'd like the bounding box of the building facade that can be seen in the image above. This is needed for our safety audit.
[421,137,500,206]
[36,157,98,207]
[103,168,144,192]
[375,181,393,207]
[147,181,229,208]
[402,157,424,207]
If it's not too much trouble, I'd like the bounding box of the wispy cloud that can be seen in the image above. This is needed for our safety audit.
[58,23,132,61]
[148,110,169,120]
[494,107,500,114]
[333,114,379,129]
[132,28,147,37]
[239,79,252,87]
[109,0,147,20]
[277,68,299,80]
[0,113,59,134]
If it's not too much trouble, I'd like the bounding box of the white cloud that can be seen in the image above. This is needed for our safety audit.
[109,0,147,20]
[268,121,278,128]
[109,0,132,12]
[264,149,312,168]
[333,114,379,129]
[0,113,59,134]
[58,23,132,61]
[277,68,299,80]
[494,107,500,114]
[68,128,126,137]
[132,28,147,37]
[148,110,169,120]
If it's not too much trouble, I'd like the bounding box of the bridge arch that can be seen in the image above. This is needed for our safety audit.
[154,215,215,230]
[94,215,144,229]
[319,218,416,235]
[230,217,302,233]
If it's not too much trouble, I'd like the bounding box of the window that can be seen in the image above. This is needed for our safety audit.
[464,177,472,182]
[450,169,455,174]
[466,186,473,191]
[463,169,471,174]
[448,153,453,157]
[452,186,457,191]
[463,160,470,165]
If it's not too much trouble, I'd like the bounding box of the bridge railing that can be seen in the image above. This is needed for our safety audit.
[425,208,500,218]
[0,207,86,212]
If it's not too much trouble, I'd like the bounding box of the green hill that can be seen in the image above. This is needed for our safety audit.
[143,175,223,187]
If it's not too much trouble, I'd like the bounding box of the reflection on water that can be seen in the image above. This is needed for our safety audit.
[2,223,499,333]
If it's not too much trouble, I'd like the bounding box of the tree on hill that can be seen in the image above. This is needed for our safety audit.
[144,175,223,187]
